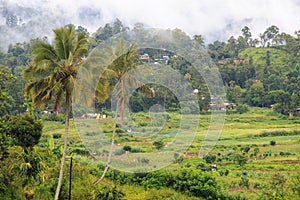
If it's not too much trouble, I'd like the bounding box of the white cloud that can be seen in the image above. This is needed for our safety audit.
[2,0,300,44]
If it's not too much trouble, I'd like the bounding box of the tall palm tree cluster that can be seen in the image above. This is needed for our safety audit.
[23,26,151,199]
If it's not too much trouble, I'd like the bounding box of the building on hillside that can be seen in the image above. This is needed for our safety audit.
[139,53,150,62]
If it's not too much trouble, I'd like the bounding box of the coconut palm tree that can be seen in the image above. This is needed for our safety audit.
[91,39,154,184]
[23,26,87,200]
[102,40,154,121]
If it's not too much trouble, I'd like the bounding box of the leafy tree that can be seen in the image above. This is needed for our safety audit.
[270,140,276,146]
[253,147,260,156]
[76,25,90,38]
[241,26,252,47]
[226,36,238,58]
[245,82,265,107]
[265,50,271,66]
[236,36,248,53]
[94,23,113,44]
[236,104,249,114]
[259,25,280,47]
[261,173,288,199]
[0,66,14,116]
[23,26,88,200]
[234,154,247,167]
[208,40,229,60]
[112,18,127,34]
[242,146,251,153]
[0,117,10,161]
[5,66,27,115]
[226,81,243,103]
[153,140,164,150]
[239,176,250,189]
[193,34,205,47]
[5,115,42,151]
[173,169,221,199]
[203,154,217,164]
[122,145,132,152]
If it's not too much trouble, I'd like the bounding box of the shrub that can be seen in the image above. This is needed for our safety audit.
[95,185,124,200]
[70,148,89,155]
[115,128,125,133]
[42,113,65,122]
[242,146,251,153]
[123,145,132,152]
[141,170,174,189]
[234,154,247,167]
[53,133,62,139]
[131,147,143,153]
[173,169,221,199]
[5,115,43,150]
[153,140,164,150]
[86,131,97,136]
[270,140,276,146]
[236,104,249,114]
[139,122,148,127]
[239,176,249,189]
[140,158,149,164]
[203,154,217,164]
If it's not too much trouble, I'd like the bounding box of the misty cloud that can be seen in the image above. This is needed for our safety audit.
[1,0,300,51]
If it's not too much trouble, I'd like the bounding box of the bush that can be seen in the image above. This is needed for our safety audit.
[131,147,143,153]
[5,115,43,149]
[115,128,125,133]
[86,131,97,136]
[139,122,148,127]
[141,170,174,189]
[236,104,249,114]
[259,130,300,137]
[70,148,89,155]
[123,145,132,152]
[42,113,65,122]
[53,133,62,139]
[270,140,276,146]
[234,154,247,167]
[153,140,164,150]
[139,158,149,164]
[173,169,221,199]
[239,176,249,189]
[203,154,217,164]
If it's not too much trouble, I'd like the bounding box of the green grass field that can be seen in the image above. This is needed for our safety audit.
[40,107,300,199]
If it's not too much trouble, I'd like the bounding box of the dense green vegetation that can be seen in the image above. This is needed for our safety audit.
[0,19,300,199]
[2,109,299,199]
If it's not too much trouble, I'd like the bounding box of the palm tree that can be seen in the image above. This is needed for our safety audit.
[103,40,154,121]
[23,26,87,200]
[91,39,154,184]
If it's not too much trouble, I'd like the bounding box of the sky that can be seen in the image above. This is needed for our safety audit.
[2,0,300,44]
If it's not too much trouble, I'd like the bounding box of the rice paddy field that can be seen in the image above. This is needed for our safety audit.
[41,107,300,199]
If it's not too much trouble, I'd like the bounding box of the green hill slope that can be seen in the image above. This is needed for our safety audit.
[239,47,293,75]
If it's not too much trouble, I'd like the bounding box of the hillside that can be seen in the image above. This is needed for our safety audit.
[239,47,293,75]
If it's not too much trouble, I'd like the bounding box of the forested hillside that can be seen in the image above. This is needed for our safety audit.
[1,21,300,117]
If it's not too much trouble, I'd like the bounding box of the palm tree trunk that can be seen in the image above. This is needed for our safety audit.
[120,99,125,121]
[94,113,117,185]
[54,91,71,200]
